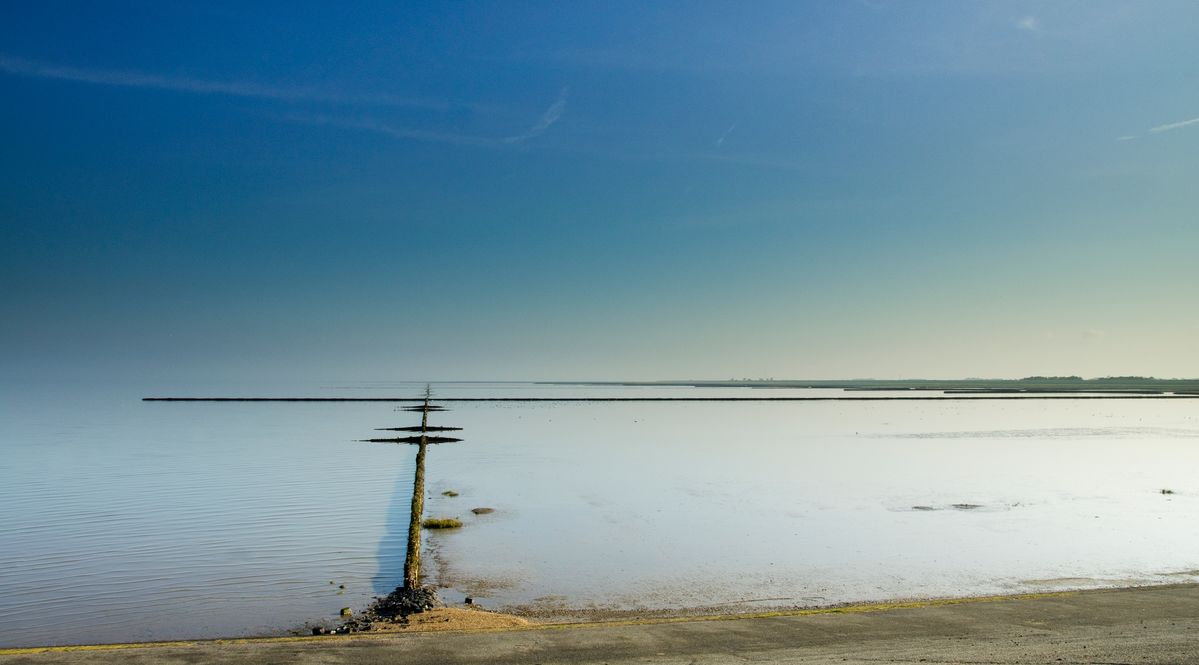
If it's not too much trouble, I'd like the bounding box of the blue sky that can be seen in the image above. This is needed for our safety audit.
[2,1,1197,384]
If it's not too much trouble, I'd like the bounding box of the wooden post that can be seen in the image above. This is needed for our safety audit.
[402,393,433,589]
[402,439,427,589]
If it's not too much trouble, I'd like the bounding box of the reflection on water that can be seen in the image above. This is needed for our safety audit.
[372,463,412,596]
[1,381,1198,647]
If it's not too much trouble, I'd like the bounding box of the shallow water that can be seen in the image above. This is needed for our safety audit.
[2,381,1198,646]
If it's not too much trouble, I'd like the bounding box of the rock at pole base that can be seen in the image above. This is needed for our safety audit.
[368,585,444,620]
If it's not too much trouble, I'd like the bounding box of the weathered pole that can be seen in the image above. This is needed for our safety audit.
[402,440,427,588]
[401,395,432,589]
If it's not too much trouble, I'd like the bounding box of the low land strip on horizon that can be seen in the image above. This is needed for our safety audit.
[143,395,1199,401]
[144,377,1199,401]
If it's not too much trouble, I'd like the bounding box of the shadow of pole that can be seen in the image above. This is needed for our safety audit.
[372,461,415,595]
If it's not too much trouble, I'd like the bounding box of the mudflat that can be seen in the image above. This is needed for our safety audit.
[4,584,1198,664]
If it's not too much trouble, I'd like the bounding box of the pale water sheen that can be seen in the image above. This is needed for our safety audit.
[1,382,1198,646]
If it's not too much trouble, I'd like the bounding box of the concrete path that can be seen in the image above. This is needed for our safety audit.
[4,584,1199,664]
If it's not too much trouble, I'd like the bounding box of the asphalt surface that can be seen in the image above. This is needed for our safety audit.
[4,584,1199,664]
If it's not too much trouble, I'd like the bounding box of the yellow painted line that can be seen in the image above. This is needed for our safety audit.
[0,589,1091,656]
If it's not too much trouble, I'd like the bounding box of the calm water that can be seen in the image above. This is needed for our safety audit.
[2,381,1198,647]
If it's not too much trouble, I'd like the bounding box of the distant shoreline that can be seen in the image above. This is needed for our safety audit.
[142,377,1199,401]
[551,377,1199,393]
[143,395,1199,402]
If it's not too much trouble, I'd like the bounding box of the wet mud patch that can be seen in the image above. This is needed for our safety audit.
[1017,576,1144,589]
[426,530,524,601]
[898,502,1021,512]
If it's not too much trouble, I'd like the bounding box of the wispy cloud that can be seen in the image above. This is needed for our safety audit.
[1148,115,1199,134]
[288,113,499,147]
[503,88,568,144]
[1119,113,1199,141]
[3,52,571,150]
[715,123,737,147]
[0,54,447,109]
[1017,16,1040,32]
[287,89,568,149]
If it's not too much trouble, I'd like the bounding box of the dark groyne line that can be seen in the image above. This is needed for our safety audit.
[144,395,1199,402]
[377,426,463,432]
[363,436,462,444]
